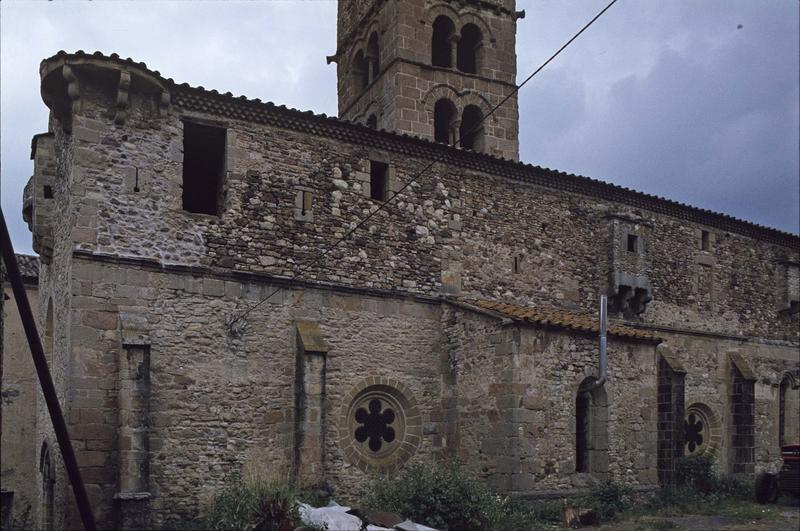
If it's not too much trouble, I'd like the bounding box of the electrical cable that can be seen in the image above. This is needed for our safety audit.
[228,0,619,328]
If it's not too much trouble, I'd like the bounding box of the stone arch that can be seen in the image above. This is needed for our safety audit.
[574,377,609,477]
[353,101,380,128]
[427,3,495,44]
[779,372,800,447]
[39,441,55,530]
[423,85,494,120]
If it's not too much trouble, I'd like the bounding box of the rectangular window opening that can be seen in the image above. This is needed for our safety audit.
[370,160,389,202]
[43,185,53,199]
[182,121,226,215]
[627,234,639,253]
[701,230,710,251]
[301,190,313,215]
[513,255,520,274]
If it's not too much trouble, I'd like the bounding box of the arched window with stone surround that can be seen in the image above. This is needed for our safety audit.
[459,104,484,151]
[431,16,455,68]
[367,32,380,82]
[433,98,457,145]
[352,50,369,92]
[40,442,54,530]
[575,377,609,476]
[457,23,482,74]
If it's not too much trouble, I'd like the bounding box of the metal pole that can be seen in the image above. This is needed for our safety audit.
[0,207,97,531]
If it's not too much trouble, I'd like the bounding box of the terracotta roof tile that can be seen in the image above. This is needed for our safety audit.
[464,299,659,342]
[1,254,39,283]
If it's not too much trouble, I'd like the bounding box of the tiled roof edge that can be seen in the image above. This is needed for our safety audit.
[42,50,800,248]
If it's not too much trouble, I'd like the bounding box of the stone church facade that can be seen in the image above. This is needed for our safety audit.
[10,0,799,528]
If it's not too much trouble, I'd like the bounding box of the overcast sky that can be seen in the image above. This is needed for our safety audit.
[2,0,798,255]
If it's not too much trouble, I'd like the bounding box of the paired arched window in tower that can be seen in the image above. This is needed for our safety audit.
[353,50,369,91]
[459,104,483,151]
[367,32,380,81]
[432,16,482,73]
[434,98,484,152]
[575,378,609,476]
[457,24,482,74]
[432,16,455,68]
[434,98,457,144]
[350,32,380,99]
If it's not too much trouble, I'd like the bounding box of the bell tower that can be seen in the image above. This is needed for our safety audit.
[330,0,522,160]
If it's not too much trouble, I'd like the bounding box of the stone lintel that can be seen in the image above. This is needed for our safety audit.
[113,491,151,501]
[296,320,328,353]
[729,353,756,381]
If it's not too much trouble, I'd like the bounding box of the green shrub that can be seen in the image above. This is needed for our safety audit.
[204,472,300,531]
[586,480,634,522]
[361,461,559,530]
[675,454,716,493]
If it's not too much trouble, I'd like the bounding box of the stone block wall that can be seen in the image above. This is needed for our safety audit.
[444,304,659,493]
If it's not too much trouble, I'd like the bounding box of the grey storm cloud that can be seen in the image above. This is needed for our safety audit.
[2,0,797,255]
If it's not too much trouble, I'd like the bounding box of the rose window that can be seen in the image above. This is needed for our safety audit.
[685,413,704,453]
[340,378,421,473]
[355,398,396,452]
[684,403,720,456]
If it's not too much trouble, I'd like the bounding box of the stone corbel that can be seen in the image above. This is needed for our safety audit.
[159,90,171,115]
[59,65,81,132]
[115,70,131,125]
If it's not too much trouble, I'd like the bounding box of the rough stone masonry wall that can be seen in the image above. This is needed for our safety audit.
[62,76,797,345]
[64,256,446,526]
[656,331,798,474]
[445,305,658,493]
[0,283,40,525]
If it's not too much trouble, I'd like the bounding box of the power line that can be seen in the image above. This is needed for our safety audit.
[228,0,619,329]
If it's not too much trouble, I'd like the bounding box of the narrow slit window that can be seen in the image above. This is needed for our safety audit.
[182,121,226,215]
[701,230,710,251]
[513,256,520,274]
[627,234,639,253]
[302,191,313,215]
[370,161,389,202]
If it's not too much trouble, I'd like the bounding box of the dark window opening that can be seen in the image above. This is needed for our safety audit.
[40,442,54,530]
[370,161,389,201]
[575,390,590,473]
[627,234,639,253]
[457,23,482,74]
[432,16,455,67]
[459,105,483,151]
[301,191,313,215]
[353,51,369,91]
[43,185,53,199]
[701,230,710,251]
[575,378,609,476]
[367,32,380,82]
[366,114,378,129]
[182,121,226,215]
[513,255,520,274]
[434,98,457,144]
